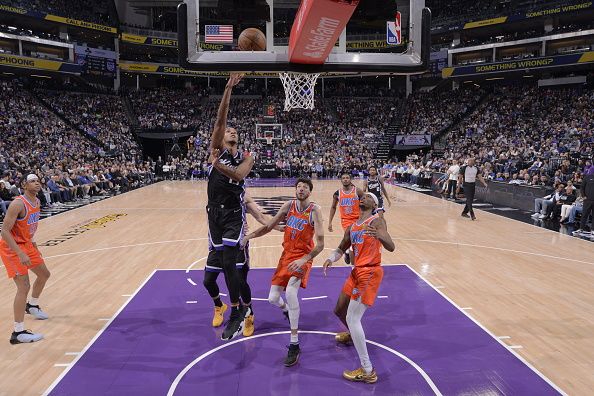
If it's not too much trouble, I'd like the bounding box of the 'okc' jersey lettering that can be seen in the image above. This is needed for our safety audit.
[350,214,382,267]
[286,216,308,231]
[282,200,315,262]
[3,196,40,244]
[207,149,245,207]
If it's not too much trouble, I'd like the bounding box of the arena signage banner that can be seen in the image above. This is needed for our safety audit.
[442,51,594,78]
[0,4,29,15]
[119,62,272,76]
[121,33,178,48]
[0,5,117,34]
[463,17,508,30]
[522,1,593,19]
[395,135,431,146]
[431,1,594,33]
[120,33,230,51]
[44,15,117,34]
[347,40,389,50]
[0,53,82,74]
[346,39,407,50]
[119,61,348,77]
[199,42,227,51]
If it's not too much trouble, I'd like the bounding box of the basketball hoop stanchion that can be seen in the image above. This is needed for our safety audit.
[255,123,283,148]
[279,72,320,111]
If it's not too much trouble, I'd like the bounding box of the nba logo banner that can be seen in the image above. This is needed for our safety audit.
[386,12,402,45]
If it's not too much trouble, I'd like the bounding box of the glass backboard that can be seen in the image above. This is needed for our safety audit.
[177,0,431,75]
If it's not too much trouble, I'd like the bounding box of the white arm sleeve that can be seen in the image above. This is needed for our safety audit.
[327,249,344,263]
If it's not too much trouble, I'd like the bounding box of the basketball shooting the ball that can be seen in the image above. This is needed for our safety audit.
[238,28,266,51]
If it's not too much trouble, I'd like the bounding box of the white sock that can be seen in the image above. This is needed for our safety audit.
[290,333,299,344]
[285,277,301,334]
[29,297,39,306]
[14,322,24,332]
[346,299,373,374]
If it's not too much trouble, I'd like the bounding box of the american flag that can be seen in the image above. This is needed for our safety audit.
[205,25,233,43]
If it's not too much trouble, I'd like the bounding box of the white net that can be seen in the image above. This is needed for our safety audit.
[279,72,320,111]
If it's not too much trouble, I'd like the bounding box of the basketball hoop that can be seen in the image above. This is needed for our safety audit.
[264,136,274,145]
[279,72,320,111]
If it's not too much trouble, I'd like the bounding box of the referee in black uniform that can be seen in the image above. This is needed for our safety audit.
[457,157,488,221]
[207,73,255,340]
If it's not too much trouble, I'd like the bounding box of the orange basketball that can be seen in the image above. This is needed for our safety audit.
[238,28,266,51]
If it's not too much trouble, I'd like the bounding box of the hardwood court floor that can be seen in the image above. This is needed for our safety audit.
[0,180,592,396]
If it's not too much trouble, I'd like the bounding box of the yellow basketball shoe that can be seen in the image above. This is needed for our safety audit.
[243,313,255,337]
[335,331,352,344]
[212,303,228,327]
[343,367,378,384]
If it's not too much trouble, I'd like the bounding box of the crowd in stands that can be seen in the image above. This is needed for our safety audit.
[322,79,402,98]
[1,78,402,199]
[385,83,593,232]
[404,85,593,186]
[386,161,434,189]
[165,93,397,180]
[1,0,114,26]
[122,80,594,236]
[442,85,593,180]
[269,97,393,177]
[0,80,152,219]
[127,78,401,129]
[1,72,592,234]
[129,87,211,130]
[428,0,576,28]
[127,80,278,130]
[122,79,400,179]
[404,87,484,135]
[112,81,594,195]
[37,90,139,156]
